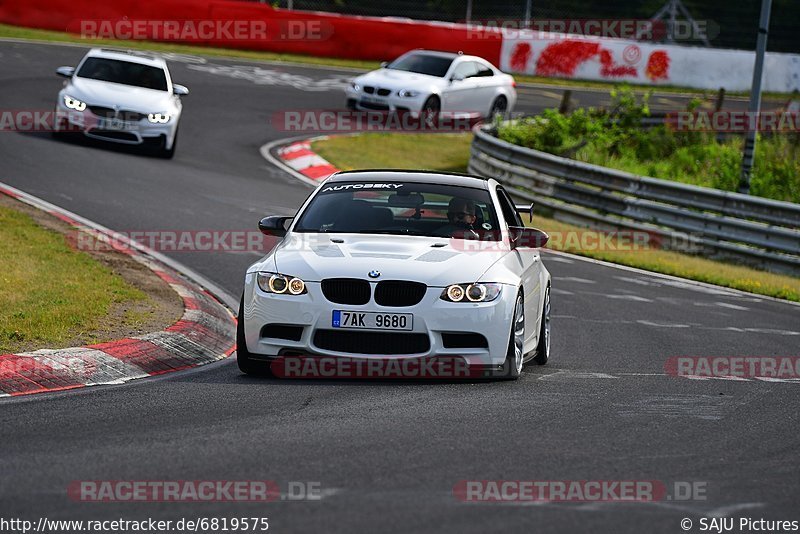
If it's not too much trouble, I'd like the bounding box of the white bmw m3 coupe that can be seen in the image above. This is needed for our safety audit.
[345,50,517,119]
[53,48,188,158]
[238,170,551,380]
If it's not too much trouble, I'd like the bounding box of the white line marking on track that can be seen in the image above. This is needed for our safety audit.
[636,320,691,328]
[606,294,654,302]
[554,276,596,284]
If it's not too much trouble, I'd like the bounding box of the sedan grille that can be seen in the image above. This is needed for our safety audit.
[88,106,144,122]
[313,330,430,355]
[374,281,426,307]
[376,88,391,96]
[363,86,375,94]
[321,278,371,305]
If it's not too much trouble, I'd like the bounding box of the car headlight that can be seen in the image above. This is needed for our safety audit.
[257,272,307,295]
[440,283,502,302]
[350,82,361,92]
[397,89,419,98]
[148,113,171,124]
[63,95,86,111]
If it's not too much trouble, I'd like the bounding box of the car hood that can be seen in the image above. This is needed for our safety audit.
[66,77,174,112]
[251,233,507,287]
[355,69,446,92]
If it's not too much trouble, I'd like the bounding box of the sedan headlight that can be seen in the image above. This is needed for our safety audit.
[440,283,502,302]
[257,272,307,295]
[397,89,419,98]
[63,95,87,111]
[350,82,361,92]
[148,113,171,124]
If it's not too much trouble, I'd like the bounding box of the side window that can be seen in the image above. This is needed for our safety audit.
[496,188,523,228]
[475,63,494,77]
[452,61,478,80]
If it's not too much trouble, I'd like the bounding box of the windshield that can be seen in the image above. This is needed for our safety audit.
[77,58,168,91]
[293,181,500,239]
[386,53,454,77]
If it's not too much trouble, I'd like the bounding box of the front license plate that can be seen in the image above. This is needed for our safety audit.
[332,310,413,331]
[98,117,127,130]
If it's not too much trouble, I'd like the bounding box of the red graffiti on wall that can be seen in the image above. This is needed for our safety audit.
[509,42,532,72]
[535,40,637,78]
[646,50,670,81]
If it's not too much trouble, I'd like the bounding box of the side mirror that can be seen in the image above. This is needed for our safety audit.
[450,73,464,83]
[173,84,189,96]
[56,66,75,78]
[515,203,534,223]
[379,61,388,68]
[508,226,549,249]
[258,216,292,238]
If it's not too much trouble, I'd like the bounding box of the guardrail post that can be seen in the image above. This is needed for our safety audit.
[559,90,572,115]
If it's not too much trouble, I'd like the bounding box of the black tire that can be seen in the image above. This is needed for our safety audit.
[532,286,551,365]
[498,290,525,380]
[236,295,273,376]
[489,96,508,120]
[156,131,177,159]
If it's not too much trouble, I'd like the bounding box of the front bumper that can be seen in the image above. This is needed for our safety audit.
[242,273,517,369]
[55,100,178,149]
[344,87,427,113]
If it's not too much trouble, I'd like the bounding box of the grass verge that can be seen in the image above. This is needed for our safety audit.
[0,23,788,98]
[0,194,182,353]
[311,132,800,302]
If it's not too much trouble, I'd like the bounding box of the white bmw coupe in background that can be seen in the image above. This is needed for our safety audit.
[345,50,517,118]
[54,48,188,158]
[238,170,551,380]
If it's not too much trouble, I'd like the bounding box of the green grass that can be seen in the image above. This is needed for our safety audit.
[1,22,789,98]
[312,132,800,301]
[313,133,473,173]
[0,205,146,353]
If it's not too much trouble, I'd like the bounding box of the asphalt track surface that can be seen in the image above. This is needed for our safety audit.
[1,41,798,533]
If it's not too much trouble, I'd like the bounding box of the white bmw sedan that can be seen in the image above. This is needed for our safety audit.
[54,48,188,158]
[345,50,517,118]
[238,170,551,380]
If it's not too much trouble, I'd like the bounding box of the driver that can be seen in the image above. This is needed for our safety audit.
[435,197,479,238]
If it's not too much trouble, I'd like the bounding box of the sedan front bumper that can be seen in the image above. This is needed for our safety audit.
[242,272,518,372]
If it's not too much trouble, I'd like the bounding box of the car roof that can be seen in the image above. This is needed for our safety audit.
[404,49,494,66]
[326,170,491,189]
[86,48,167,68]
[406,50,460,60]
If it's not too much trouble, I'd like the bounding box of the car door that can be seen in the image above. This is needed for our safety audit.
[472,61,503,116]
[441,60,480,114]
[496,186,542,349]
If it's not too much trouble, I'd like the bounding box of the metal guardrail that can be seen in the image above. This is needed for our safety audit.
[468,124,800,275]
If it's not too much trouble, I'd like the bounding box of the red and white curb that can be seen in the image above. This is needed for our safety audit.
[0,183,236,398]
[262,136,341,187]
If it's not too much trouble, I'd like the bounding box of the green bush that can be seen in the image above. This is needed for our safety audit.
[497,86,800,204]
